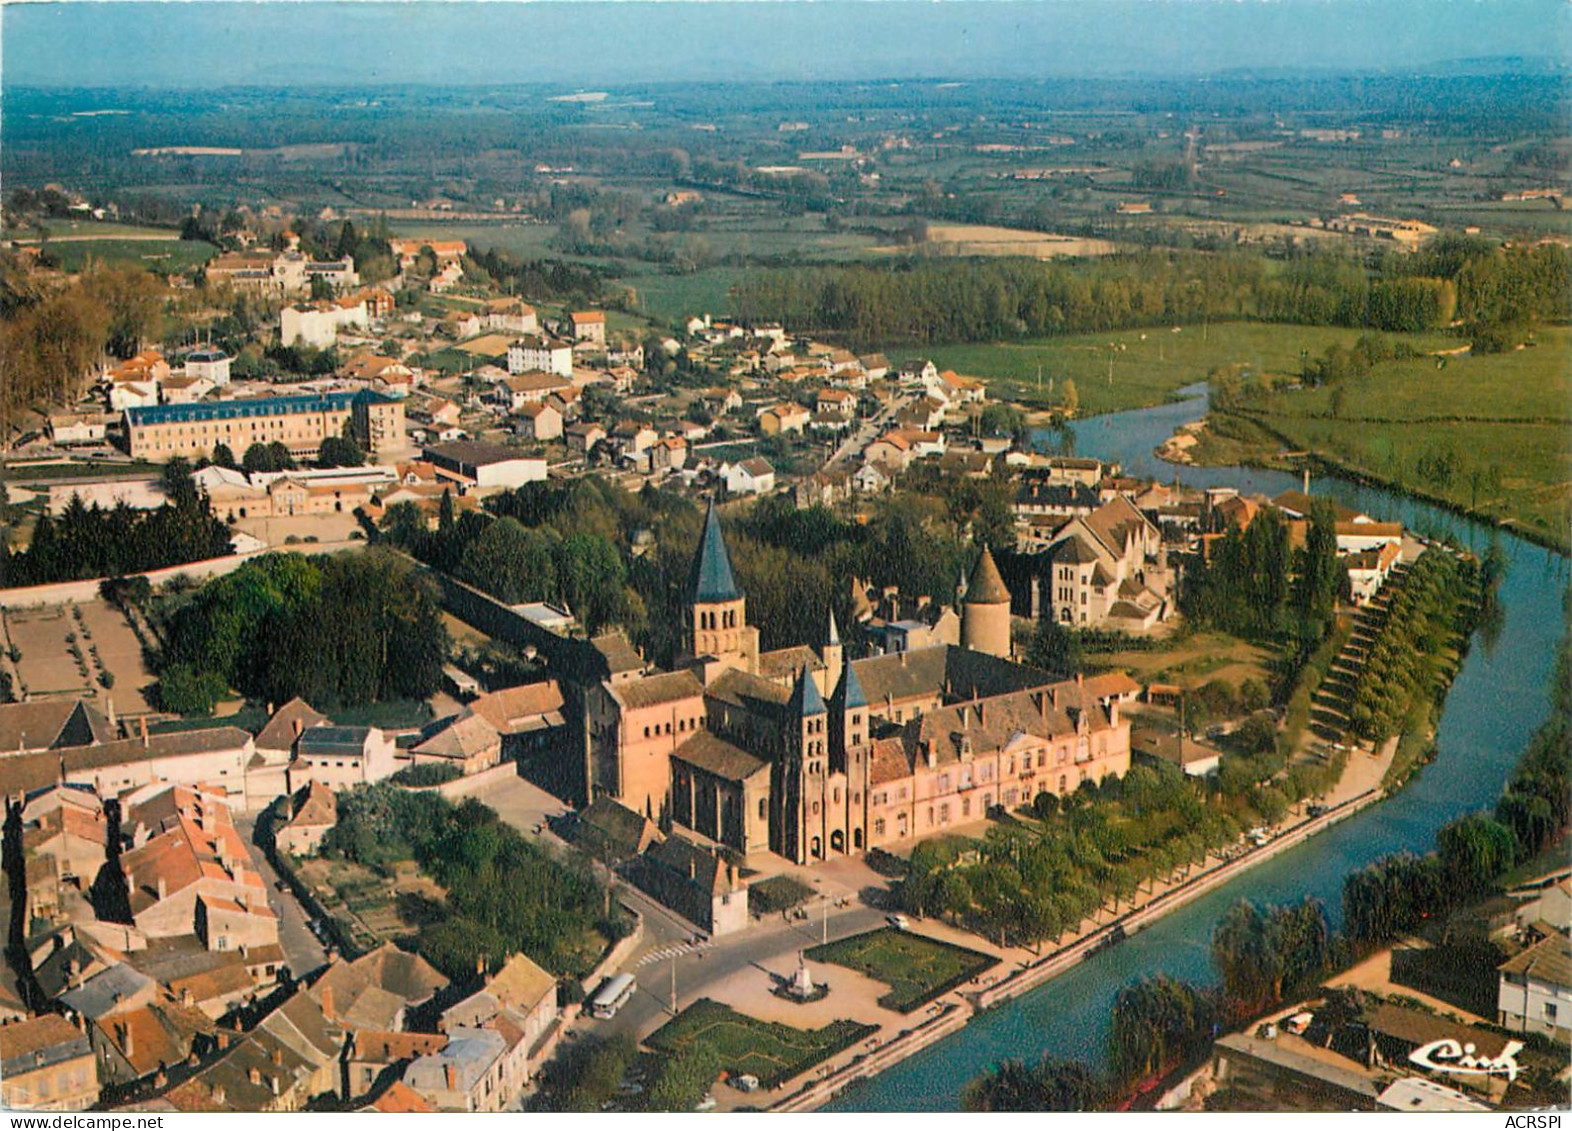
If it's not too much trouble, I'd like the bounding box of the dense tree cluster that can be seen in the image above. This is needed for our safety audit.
[380,478,979,669]
[157,550,446,713]
[900,761,1251,947]
[320,783,624,980]
[1343,634,1570,946]
[1347,550,1479,742]
[3,470,231,587]
[962,1057,1104,1112]
[730,241,1570,349]
[1,260,168,433]
[1182,500,1343,649]
[1210,898,1336,1018]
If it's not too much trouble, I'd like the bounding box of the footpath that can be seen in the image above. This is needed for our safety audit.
[767,738,1396,1112]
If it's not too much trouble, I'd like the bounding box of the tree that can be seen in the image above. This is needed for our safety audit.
[1436,813,1516,896]
[161,457,198,509]
[211,442,237,470]
[963,1056,1103,1112]
[458,518,559,605]
[318,434,364,469]
[641,1045,721,1112]
[157,663,228,715]
[1060,379,1080,416]
[1025,615,1083,677]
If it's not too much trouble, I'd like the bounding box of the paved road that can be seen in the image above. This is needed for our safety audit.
[462,773,702,956]
[235,814,329,979]
[464,773,897,1044]
[825,392,913,471]
[594,902,889,1046]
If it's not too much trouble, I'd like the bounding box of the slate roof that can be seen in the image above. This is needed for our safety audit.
[59,962,154,1021]
[254,698,327,753]
[405,1026,506,1095]
[0,1015,91,1076]
[575,796,661,859]
[296,726,374,757]
[647,834,743,897]
[788,665,827,717]
[834,660,868,710]
[691,499,743,603]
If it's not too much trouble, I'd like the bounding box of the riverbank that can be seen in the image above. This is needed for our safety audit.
[1159,410,1571,557]
[769,765,1393,1112]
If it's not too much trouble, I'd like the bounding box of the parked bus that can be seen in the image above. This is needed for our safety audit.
[590,973,636,1019]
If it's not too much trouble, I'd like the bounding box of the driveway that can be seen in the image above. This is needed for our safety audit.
[235,814,329,978]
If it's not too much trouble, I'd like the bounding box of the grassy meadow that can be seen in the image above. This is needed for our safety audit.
[1222,326,1572,548]
[920,321,1457,417]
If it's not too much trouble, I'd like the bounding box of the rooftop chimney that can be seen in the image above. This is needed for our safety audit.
[157,876,166,902]
[139,716,149,747]
[272,1045,283,1067]
[270,1074,280,1097]
[212,1085,226,1106]
[249,1066,261,1086]
[320,986,335,1021]
[445,1063,458,1091]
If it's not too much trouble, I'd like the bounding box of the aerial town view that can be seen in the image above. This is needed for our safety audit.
[0,0,1567,1118]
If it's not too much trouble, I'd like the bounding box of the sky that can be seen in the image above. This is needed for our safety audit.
[2,0,1567,88]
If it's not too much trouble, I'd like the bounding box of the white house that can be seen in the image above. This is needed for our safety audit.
[511,402,563,442]
[281,298,370,349]
[1497,933,1572,1043]
[507,335,574,378]
[722,457,776,496]
[184,350,233,387]
[489,372,573,412]
[424,441,548,490]
[853,461,892,494]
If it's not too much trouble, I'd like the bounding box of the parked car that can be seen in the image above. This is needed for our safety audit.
[886,914,910,930]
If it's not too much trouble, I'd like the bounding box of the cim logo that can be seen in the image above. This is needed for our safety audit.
[1407,1037,1525,1082]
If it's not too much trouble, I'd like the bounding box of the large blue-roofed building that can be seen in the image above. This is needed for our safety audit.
[123,389,403,461]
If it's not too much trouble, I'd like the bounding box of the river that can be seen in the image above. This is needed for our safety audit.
[828,384,1569,1111]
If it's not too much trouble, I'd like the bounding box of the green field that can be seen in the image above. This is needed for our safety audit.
[42,238,216,274]
[805,928,996,1013]
[1221,326,1572,548]
[620,268,748,325]
[645,998,876,1089]
[920,321,1457,418]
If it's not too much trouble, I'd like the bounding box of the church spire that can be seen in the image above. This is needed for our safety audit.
[788,664,827,717]
[827,607,840,646]
[834,659,867,710]
[690,497,742,603]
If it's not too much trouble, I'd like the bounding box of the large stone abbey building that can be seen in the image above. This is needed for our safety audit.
[587,502,1133,865]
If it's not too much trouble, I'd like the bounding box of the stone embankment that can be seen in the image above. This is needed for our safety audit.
[769,785,1385,1112]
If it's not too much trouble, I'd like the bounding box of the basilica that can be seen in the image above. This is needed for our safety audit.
[586,502,1134,866]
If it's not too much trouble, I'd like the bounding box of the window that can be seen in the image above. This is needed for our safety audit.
[939,803,950,824]
[1546,1003,1559,1021]
[758,798,767,820]
[874,818,885,837]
